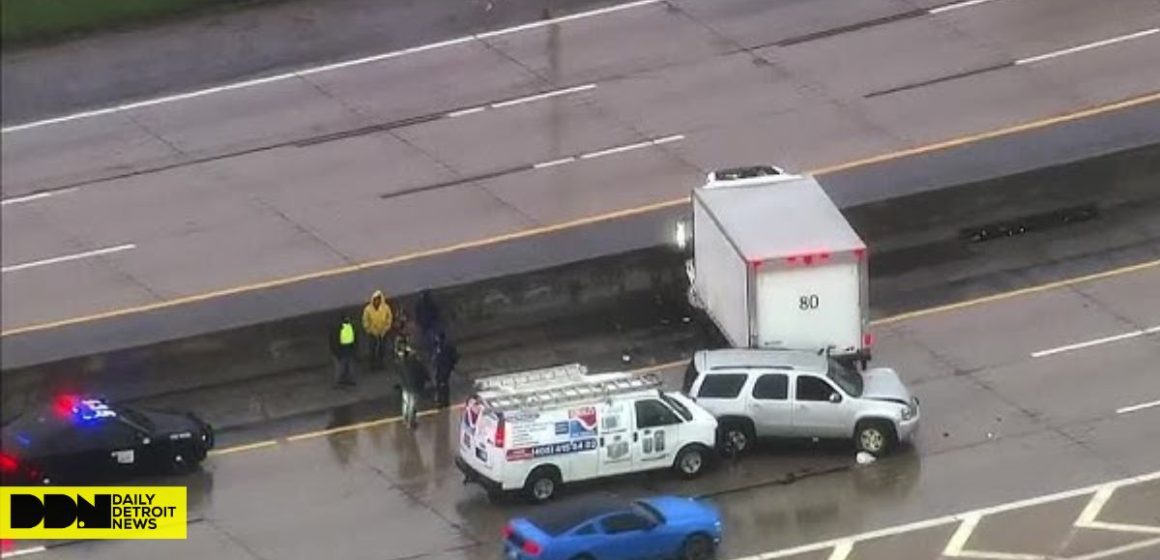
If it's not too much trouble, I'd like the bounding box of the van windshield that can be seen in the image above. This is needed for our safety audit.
[827,359,863,397]
[660,393,693,422]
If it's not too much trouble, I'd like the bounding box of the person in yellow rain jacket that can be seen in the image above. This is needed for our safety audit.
[362,290,394,371]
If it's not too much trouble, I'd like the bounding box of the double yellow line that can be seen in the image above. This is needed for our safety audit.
[207,257,1160,457]
[5,91,1159,338]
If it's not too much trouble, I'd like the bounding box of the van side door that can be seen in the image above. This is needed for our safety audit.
[747,373,792,437]
[598,402,636,477]
[632,399,683,470]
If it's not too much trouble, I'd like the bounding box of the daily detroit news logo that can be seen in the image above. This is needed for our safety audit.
[1,487,186,540]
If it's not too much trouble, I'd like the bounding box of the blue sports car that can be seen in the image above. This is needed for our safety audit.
[502,494,723,560]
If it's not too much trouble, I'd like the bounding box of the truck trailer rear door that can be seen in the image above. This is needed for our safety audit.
[754,258,862,355]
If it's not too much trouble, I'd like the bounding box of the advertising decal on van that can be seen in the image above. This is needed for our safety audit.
[505,406,601,461]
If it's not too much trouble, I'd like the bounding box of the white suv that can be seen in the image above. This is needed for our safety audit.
[682,348,919,455]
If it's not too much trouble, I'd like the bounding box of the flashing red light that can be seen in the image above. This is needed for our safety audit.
[521,540,542,556]
[864,333,875,348]
[53,395,80,419]
[494,416,506,448]
[0,452,18,473]
[502,525,513,539]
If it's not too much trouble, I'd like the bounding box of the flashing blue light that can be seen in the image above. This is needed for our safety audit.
[16,433,32,447]
[72,399,116,424]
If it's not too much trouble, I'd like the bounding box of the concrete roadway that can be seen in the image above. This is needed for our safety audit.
[16,261,1159,560]
[4,0,1160,351]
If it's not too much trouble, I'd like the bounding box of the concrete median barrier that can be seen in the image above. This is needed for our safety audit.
[2,143,1158,426]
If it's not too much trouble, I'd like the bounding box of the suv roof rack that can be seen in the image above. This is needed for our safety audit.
[484,373,664,411]
[708,364,794,371]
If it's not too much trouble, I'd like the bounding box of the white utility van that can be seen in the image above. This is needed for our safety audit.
[684,168,872,366]
[456,364,718,503]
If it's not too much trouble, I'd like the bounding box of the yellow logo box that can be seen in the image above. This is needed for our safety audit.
[0,487,187,540]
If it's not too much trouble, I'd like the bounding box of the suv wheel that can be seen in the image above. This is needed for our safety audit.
[855,420,896,455]
[720,421,755,457]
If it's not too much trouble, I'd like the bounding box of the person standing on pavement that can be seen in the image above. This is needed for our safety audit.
[399,345,429,429]
[362,290,394,372]
[414,289,442,354]
[431,332,459,408]
[329,314,358,387]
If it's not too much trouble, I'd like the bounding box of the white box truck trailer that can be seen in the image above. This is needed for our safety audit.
[685,167,872,365]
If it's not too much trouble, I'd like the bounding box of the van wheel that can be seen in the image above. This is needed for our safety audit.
[681,534,716,560]
[855,420,896,455]
[719,421,755,457]
[674,445,709,479]
[523,466,561,503]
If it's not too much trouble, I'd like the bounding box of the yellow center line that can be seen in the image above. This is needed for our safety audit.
[204,255,1160,457]
[2,91,1158,338]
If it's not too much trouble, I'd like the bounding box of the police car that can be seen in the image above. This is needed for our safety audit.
[0,396,214,485]
[457,365,719,503]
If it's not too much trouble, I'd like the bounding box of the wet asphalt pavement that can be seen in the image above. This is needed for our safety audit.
[16,255,1160,559]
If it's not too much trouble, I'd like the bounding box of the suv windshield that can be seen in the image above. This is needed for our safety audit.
[827,359,863,397]
[660,393,693,422]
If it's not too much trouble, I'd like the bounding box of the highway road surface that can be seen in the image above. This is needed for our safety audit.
[6,258,1158,560]
[3,0,1160,360]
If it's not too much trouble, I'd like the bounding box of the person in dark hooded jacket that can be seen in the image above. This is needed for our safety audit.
[414,290,443,354]
[431,332,459,408]
[398,345,428,429]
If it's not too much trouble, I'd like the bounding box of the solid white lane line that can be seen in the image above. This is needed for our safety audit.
[1068,536,1160,560]
[650,134,685,146]
[1,73,295,134]
[1117,399,1160,415]
[0,546,47,558]
[296,36,476,77]
[743,470,1160,560]
[490,83,597,108]
[533,157,577,169]
[1075,487,1115,525]
[1030,325,1160,358]
[475,0,663,39]
[446,106,487,118]
[0,192,54,206]
[1,244,137,274]
[1016,28,1160,65]
[943,515,981,556]
[825,540,853,560]
[928,0,1003,15]
[1,2,658,134]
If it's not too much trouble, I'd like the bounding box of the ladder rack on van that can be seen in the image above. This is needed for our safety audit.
[485,373,664,411]
[474,363,589,394]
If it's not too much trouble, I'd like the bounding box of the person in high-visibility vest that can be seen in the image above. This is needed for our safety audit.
[330,314,358,387]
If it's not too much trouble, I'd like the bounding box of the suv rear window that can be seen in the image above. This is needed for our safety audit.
[697,374,747,399]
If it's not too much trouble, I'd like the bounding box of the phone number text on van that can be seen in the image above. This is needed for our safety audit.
[506,438,598,461]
